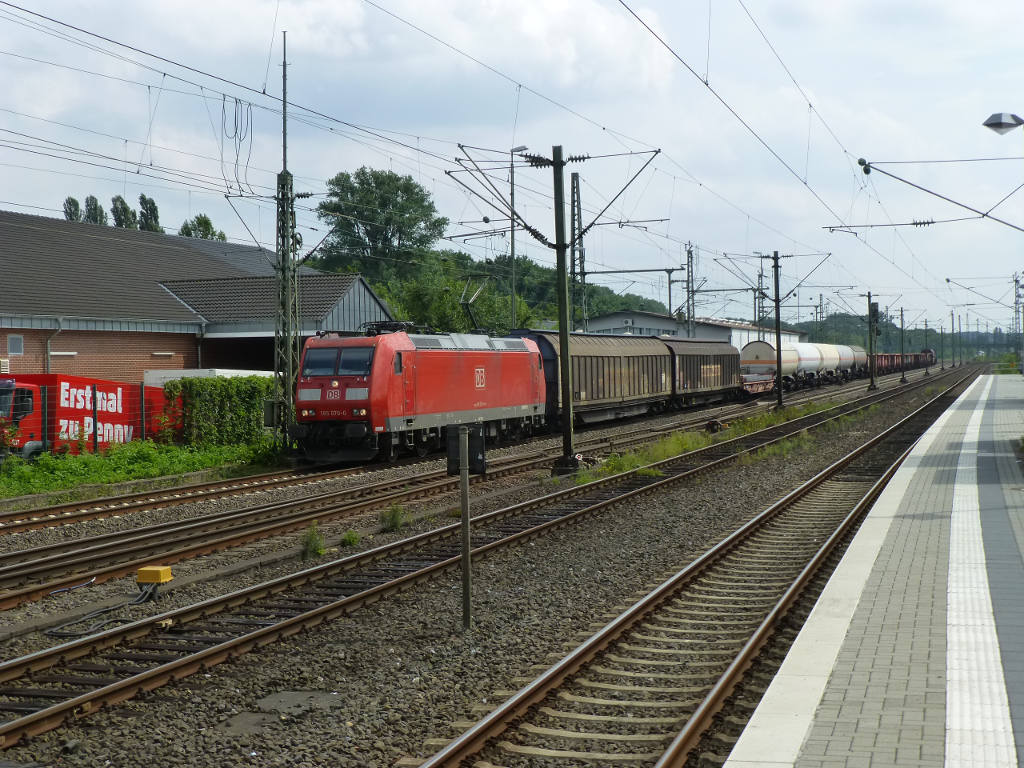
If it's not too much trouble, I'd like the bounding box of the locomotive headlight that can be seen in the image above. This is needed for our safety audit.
[353,408,367,416]
[331,380,339,388]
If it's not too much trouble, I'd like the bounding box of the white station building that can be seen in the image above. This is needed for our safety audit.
[585,311,805,349]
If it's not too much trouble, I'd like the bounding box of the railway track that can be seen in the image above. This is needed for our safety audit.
[0,368,972,749]
[0,366,934,537]
[0,368,957,611]
[414,372,974,768]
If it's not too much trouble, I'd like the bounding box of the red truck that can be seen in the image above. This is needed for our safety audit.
[0,374,167,461]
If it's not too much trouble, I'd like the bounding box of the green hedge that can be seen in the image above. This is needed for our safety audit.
[163,376,273,446]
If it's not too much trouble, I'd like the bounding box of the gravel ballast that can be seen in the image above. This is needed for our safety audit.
[2,386,945,767]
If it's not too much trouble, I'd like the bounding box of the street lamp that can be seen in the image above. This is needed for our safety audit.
[509,145,528,328]
[983,114,1024,370]
[983,113,1024,135]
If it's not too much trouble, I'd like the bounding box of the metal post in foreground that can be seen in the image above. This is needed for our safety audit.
[459,425,472,632]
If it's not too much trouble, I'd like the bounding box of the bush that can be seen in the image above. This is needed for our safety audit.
[340,529,360,547]
[301,522,326,560]
[379,503,408,532]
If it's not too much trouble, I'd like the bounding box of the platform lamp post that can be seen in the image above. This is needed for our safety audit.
[984,114,1024,369]
[509,145,528,329]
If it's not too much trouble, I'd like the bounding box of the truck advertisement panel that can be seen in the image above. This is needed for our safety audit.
[1,374,168,458]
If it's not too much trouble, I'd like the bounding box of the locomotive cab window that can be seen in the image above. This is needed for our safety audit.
[338,346,374,376]
[394,352,403,374]
[302,348,339,377]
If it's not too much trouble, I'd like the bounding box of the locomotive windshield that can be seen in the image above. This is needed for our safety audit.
[302,346,374,377]
[338,346,374,376]
[302,348,338,377]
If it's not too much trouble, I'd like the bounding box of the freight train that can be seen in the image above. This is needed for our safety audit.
[292,328,746,462]
[291,327,937,463]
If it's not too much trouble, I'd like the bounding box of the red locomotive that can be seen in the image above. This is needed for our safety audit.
[294,320,943,464]
[291,325,545,462]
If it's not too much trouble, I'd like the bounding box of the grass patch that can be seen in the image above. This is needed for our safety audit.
[575,400,836,484]
[339,529,360,547]
[0,437,280,500]
[300,521,326,560]
[379,503,409,532]
[636,467,665,478]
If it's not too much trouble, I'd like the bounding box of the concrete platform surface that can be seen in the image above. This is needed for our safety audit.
[725,373,1024,768]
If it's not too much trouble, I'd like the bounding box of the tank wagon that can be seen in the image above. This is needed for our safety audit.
[741,340,935,389]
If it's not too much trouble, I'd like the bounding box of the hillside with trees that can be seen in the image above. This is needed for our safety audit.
[310,166,666,334]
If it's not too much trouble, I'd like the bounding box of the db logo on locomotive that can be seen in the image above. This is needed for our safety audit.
[474,367,486,389]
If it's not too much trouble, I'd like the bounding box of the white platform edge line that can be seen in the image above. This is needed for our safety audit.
[723,376,987,768]
[945,376,1017,767]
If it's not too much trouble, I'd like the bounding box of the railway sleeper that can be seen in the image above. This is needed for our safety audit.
[99,651,183,663]
[29,673,122,687]
[496,740,663,762]
[0,687,93,700]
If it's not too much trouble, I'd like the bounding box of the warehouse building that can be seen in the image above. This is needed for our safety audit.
[586,310,805,347]
[0,210,392,380]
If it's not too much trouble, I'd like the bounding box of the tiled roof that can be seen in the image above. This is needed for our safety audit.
[179,237,317,276]
[161,274,360,322]
[0,210,309,324]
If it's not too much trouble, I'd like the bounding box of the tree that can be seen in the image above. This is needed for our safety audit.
[83,195,108,225]
[315,167,448,283]
[110,195,138,229]
[138,194,163,232]
[63,197,81,222]
[178,213,227,241]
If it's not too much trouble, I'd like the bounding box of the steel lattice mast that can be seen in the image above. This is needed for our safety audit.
[273,31,300,447]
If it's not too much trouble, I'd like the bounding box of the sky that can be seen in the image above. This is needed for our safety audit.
[4,0,1024,336]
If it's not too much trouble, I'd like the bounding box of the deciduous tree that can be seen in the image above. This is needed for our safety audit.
[138,194,163,232]
[83,195,108,225]
[62,197,81,222]
[178,213,227,241]
[110,195,138,229]
[315,167,448,283]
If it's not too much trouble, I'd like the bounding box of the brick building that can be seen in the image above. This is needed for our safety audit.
[0,210,392,381]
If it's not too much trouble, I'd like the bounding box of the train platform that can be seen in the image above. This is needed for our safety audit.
[724,373,1024,768]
